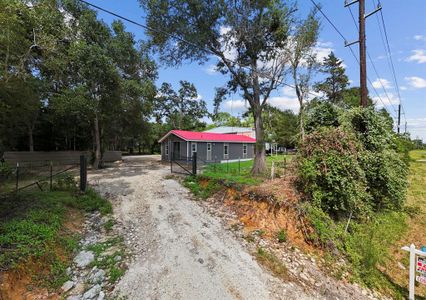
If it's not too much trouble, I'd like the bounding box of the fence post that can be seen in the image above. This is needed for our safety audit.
[271,161,275,180]
[49,161,53,191]
[227,159,229,173]
[238,158,241,175]
[409,244,416,300]
[15,162,19,193]
[192,152,197,175]
[80,155,87,192]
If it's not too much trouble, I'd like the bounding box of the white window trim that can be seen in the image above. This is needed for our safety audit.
[224,143,229,159]
[243,143,247,158]
[165,144,169,156]
[191,142,197,157]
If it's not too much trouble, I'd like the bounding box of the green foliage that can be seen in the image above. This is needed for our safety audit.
[305,101,340,134]
[53,173,77,191]
[277,229,287,243]
[0,161,12,179]
[298,127,371,216]
[183,176,222,199]
[344,212,407,287]
[0,188,111,289]
[298,107,408,217]
[255,247,288,280]
[64,188,112,215]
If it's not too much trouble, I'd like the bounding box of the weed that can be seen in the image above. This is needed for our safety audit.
[255,247,288,280]
[104,219,115,232]
[277,229,287,243]
[109,266,125,283]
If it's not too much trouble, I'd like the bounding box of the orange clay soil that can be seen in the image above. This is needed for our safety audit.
[0,208,84,300]
[220,175,317,253]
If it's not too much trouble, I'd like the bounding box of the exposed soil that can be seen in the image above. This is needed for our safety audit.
[89,155,319,300]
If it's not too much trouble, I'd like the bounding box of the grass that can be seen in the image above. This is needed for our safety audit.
[0,182,112,290]
[202,154,291,185]
[255,247,288,280]
[184,154,293,199]
[302,150,426,299]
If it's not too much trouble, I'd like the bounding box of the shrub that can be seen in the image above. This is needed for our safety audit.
[298,127,371,216]
[298,107,408,218]
[305,101,340,134]
[277,229,287,243]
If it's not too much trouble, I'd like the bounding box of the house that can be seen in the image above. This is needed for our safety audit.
[203,126,255,138]
[159,129,256,162]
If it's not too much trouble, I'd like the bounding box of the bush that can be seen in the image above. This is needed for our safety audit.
[298,127,371,216]
[298,107,408,219]
[305,101,340,134]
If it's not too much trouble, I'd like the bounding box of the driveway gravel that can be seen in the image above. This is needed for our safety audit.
[89,155,318,300]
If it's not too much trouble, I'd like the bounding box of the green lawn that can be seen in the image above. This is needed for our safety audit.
[201,154,292,185]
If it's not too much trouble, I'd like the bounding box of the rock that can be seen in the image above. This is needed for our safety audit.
[82,284,101,300]
[398,261,406,270]
[74,251,95,268]
[62,280,75,292]
[89,269,106,284]
[67,296,81,300]
[114,255,122,262]
[97,291,105,300]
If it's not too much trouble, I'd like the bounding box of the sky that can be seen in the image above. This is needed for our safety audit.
[87,0,426,141]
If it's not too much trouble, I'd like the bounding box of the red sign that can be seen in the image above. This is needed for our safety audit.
[417,257,426,274]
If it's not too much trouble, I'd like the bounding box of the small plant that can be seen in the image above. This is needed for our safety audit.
[255,247,288,280]
[109,266,125,283]
[104,219,115,232]
[277,229,287,243]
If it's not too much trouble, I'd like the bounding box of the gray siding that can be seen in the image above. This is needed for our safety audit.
[161,135,255,162]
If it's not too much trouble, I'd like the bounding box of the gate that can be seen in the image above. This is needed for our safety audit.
[170,153,197,176]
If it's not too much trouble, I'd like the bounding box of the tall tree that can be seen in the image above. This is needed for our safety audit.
[314,52,349,104]
[155,81,208,130]
[139,0,313,174]
[286,11,319,141]
[263,106,298,149]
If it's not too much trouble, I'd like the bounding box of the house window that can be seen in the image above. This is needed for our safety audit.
[224,143,229,159]
[243,144,247,158]
[191,142,197,157]
[165,144,169,156]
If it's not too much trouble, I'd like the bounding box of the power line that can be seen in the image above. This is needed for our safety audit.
[347,4,398,114]
[310,0,397,118]
[77,0,319,101]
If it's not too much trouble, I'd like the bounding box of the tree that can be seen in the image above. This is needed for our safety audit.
[286,11,319,141]
[263,106,298,149]
[155,81,208,130]
[314,52,349,104]
[139,0,314,174]
[211,112,242,128]
[341,87,373,108]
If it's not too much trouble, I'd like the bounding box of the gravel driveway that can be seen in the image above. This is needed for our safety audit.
[89,155,316,300]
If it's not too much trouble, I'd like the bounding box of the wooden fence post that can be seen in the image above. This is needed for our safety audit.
[15,162,19,193]
[192,152,197,175]
[80,155,87,192]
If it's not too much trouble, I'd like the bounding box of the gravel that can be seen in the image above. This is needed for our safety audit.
[89,155,318,300]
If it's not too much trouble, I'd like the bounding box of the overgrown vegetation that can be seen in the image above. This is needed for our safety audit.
[298,105,414,296]
[0,176,111,289]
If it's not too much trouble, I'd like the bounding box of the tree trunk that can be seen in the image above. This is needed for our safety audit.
[28,126,34,152]
[294,75,305,141]
[251,105,267,175]
[93,114,101,169]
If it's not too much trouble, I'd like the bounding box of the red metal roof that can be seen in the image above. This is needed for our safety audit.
[159,130,256,143]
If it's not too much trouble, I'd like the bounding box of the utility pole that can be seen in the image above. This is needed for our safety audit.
[359,0,367,107]
[345,0,382,107]
[397,104,401,134]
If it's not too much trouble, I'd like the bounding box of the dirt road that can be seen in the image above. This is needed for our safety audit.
[89,156,317,300]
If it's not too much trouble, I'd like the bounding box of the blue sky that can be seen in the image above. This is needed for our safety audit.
[88,0,426,141]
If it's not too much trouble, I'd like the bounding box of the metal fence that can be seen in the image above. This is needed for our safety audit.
[0,155,88,197]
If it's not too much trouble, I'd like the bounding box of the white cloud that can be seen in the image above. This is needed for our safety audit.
[400,86,408,91]
[223,99,247,111]
[373,92,399,108]
[405,76,426,89]
[406,50,426,64]
[205,64,218,75]
[414,35,426,41]
[268,96,300,113]
[372,78,392,89]
[314,41,334,63]
[195,94,203,101]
